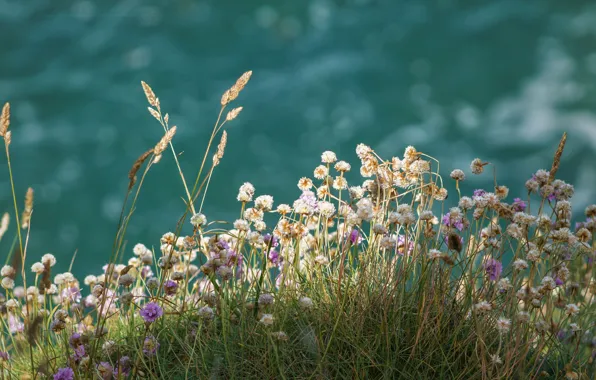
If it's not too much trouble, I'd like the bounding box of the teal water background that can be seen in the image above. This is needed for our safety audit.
[1,1,596,277]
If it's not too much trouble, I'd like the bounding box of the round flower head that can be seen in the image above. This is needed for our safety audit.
[42,253,57,267]
[259,313,274,326]
[163,280,178,296]
[53,367,74,380]
[470,158,486,175]
[313,165,328,179]
[297,177,313,191]
[198,306,215,320]
[255,195,274,211]
[334,160,351,172]
[450,169,465,181]
[97,362,113,380]
[1,277,15,289]
[321,151,337,164]
[31,262,45,275]
[1,265,15,278]
[496,317,511,333]
[484,259,502,281]
[139,302,163,323]
[190,213,207,227]
[298,296,313,309]
[143,335,160,356]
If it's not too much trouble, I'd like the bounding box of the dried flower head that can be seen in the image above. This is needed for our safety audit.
[153,126,177,157]
[450,169,465,181]
[470,158,487,175]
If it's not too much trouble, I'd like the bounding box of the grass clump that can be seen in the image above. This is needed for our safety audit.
[1,72,596,379]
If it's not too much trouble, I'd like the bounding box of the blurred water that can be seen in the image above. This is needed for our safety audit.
[1,0,595,276]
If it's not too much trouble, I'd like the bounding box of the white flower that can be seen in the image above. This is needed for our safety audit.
[31,262,45,275]
[321,151,337,164]
[190,213,207,227]
[41,254,56,267]
[54,274,65,285]
[255,195,274,211]
[314,255,329,265]
[198,306,215,320]
[427,249,442,260]
[313,165,328,179]
[1,277,15,289]
[234,219,250,232]
[565,303,580,316]
[474,301,492,312]
[259,313,274,326]
[496,317,511,333]
[318,201,336,218]
[298,296,313,309]
[133,243,149,256]
[1,265,15,277]
[334,161,351,172]
[512,259,528,271]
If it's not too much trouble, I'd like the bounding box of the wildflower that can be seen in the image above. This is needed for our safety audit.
[565,304,580,317]
[1,265,15,277]
[30,262,45,275]
[458,196,473,210]
[314,255,329,265]
[512,198,527,212]
[496,317,511,333]
[585,204,596,218]
[313,165,328,179]
[525,178,539,193]
[356,144,372,159]
[318,201,336,218]
[255,195,274,211]
[321,151,337,163]
[258,293,274,306]
[118,273,135,287]
[53,367,75,380]
[441,211,464,231]
[517,311,530,323]
[512,259,528,271]
[115,356,131,378]
[348,229,360,244]
[483,259,502,281]
[190,213,207,227]
[260,313,274,326]
[473,302,492,314]
[133,243,149,256]
[42,253,57,267]
[271,331,289,341]
[427,249,442,260]
[470,158,486,174]
[0,351,9,362]
[139,302,163,323]
[333,176,348,190]
[541,276,556,290]
[1,277,14,289]
[349,186,364,199]
[334,161,351,172]
[450,169,465,181]
[299,296,313,309]
[576,228,592,243]
[298,177,313,191]
[198,306,215,320]
[96,362,114,379]
[490,354,502,365]
[497,278,512,292]
[143,335,160,356]
[418,210,434,221]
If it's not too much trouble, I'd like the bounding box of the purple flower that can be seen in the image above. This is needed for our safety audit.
[555,277,564,286]
[69,332,82,348]
[140,265,153,279]
[484,259,502,281]
[396,235,414,256]
[268,250,281,266]
[0,351,9,361]
[164,280,178,296]
[53,367,74,380]
[512,198,527,212]
[264,234,279,248]
[547,192,556,202]
[72,345,85,362]
[349,229,360,244]
[8,313,24,333]
[473,189,486,197]
[97,362,113,380]
[441,213,464,231]
[114,356,131,378]
[60,286,82,303]
[139,302,163,323]
[143,335,160,356]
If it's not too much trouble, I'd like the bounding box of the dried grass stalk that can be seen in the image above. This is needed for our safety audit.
[141,81,157,107]
[148,107,161,121]
[221,71,252,106]
[128,148,153,190]
[0,102,9,137]
[21,187,34,229]
[548,132,567,184]
[212,130,227,167]
[4,130,11,146]
[153,126,177,156]
[226,107,243,121]
[0,212,9,240]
